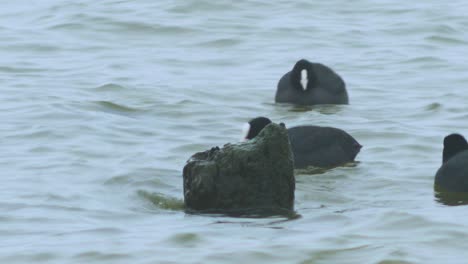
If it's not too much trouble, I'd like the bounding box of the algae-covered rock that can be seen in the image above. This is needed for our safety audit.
[183,123,295,215]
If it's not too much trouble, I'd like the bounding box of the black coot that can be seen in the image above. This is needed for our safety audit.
[275,59,348,105]
[243,117,361,168]
[435,134,468,192]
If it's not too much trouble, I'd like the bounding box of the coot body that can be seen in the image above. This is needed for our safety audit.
[244,117,361,168]
[435,134,468,192]
[275,59,348,105]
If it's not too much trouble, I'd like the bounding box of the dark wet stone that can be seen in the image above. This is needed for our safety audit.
[183,123,295,215]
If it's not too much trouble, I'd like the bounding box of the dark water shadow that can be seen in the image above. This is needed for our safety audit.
[434,185,468,206]
[295,161,360,176]
[136,190,299,220]
[184,207,300,220]
[295,166,330,175]
[272,102,347,115]
[212,214,302,228]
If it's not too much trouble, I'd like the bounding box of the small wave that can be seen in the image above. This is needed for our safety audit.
[73,251,132,261]
[433,24,459,34]
[6,129,58,140]
[4,43,61,53]
[169,1,237,13]
[110,21,177,34]
[7,253,57,262]
[99,19,198,35]
[425,102,442,111]
[49,11,199,36]
[426,35,468,45]
[402,56,446,64]
[103,175,133,186]
[170,143,212,153]
[56,227,125,237]
[48,23,86,30]
[93,83,127,92]
[196,38,243,48]
[93,100,140,113]
[384,8,417,14]
[105,175,171,189]
[0,66,46,73]
[104,167,178,187]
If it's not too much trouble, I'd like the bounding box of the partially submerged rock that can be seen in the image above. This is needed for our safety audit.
[183,123,295,216]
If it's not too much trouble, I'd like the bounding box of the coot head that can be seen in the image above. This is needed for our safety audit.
[443,133,468,163]
[242,117,272,140]
[291,59,317,91]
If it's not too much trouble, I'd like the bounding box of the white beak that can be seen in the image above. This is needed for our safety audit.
[241,123,251,142]
[300,69,308,91]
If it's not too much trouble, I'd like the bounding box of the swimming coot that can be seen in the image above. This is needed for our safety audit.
[243,117,361,168]
[275,59,348,105]
[435,134,468,192]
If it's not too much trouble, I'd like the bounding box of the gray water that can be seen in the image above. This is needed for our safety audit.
[1,1,468,263]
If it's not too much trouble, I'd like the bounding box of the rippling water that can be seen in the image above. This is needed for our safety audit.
[2,1,468,263]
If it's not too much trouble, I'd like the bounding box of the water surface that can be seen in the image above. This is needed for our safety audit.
[1,1,468,263]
